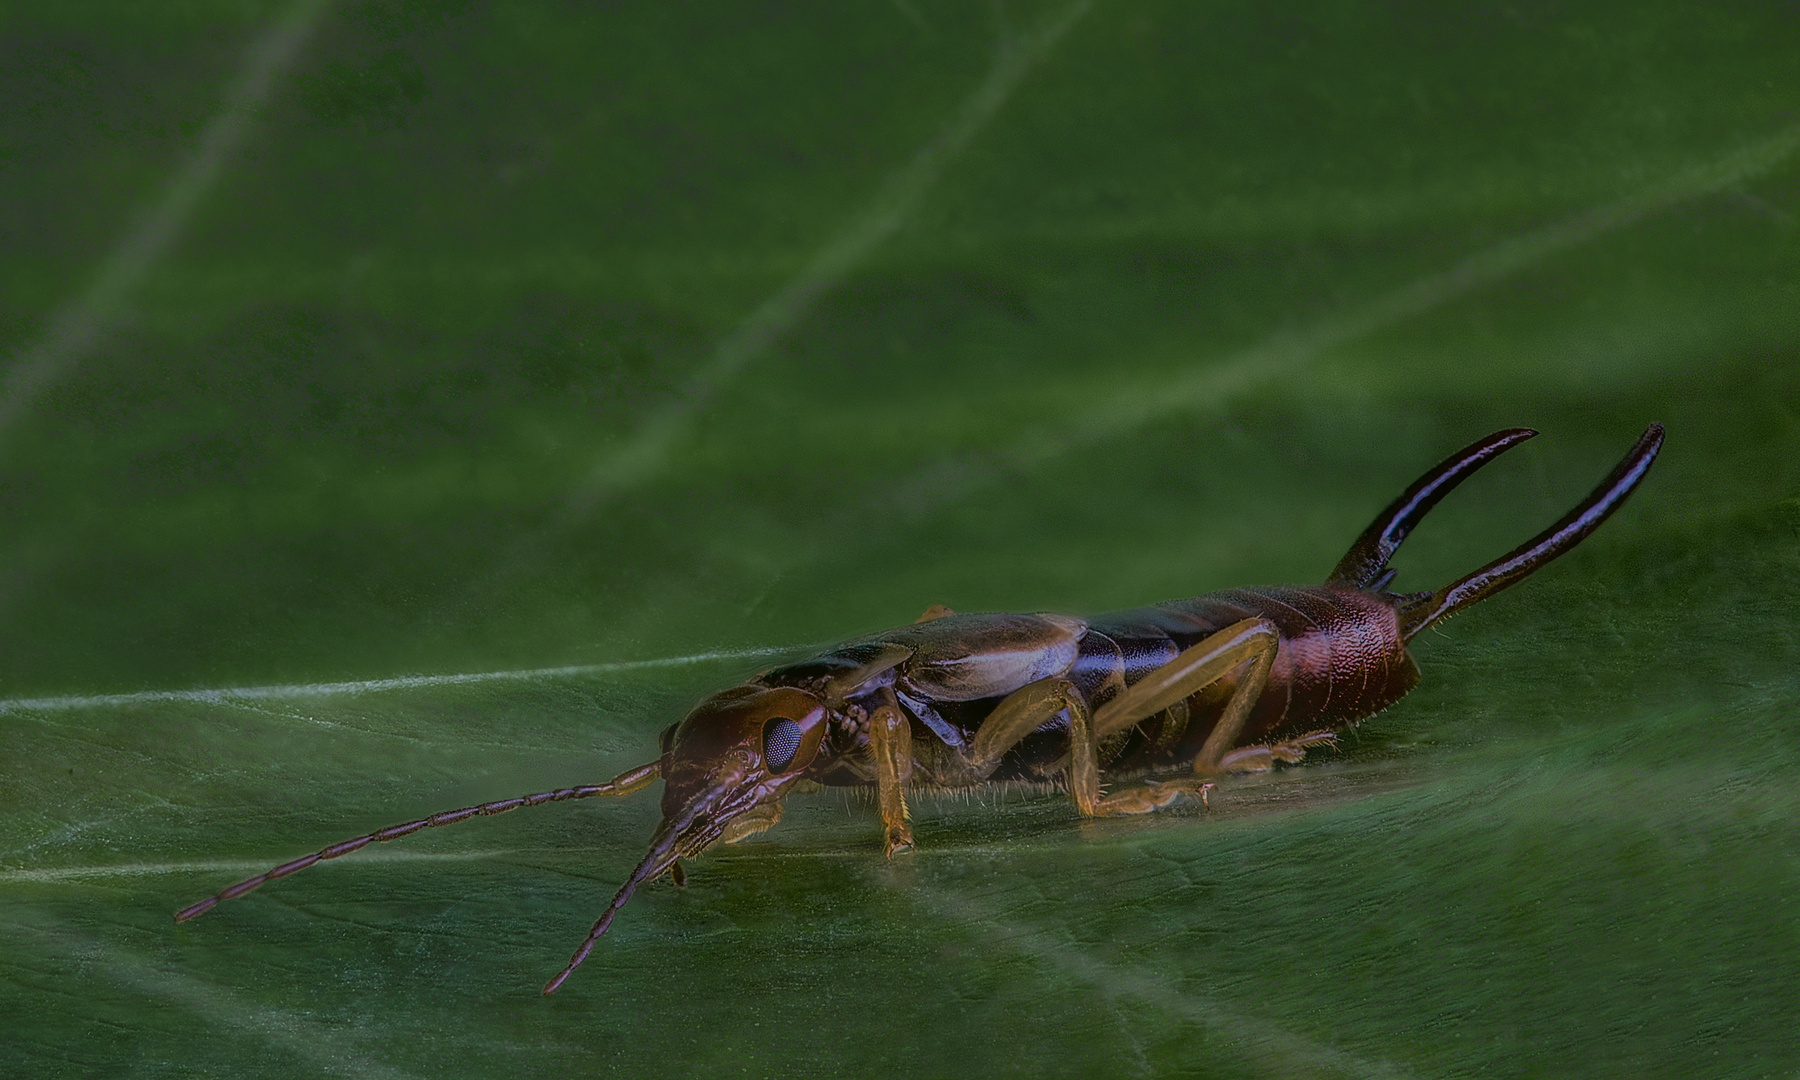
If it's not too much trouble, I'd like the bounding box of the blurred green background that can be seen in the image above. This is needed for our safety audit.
[4,1,1798,1076]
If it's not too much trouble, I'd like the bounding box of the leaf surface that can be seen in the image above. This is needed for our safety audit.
[4,2,1799,1077]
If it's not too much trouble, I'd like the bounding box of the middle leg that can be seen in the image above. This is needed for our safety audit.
[953,618,1283,818]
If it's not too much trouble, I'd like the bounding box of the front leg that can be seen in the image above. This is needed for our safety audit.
[720,802,784,844]
[867,687,915,857]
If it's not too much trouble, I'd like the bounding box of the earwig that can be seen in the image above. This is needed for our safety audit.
[177,423,1665,993]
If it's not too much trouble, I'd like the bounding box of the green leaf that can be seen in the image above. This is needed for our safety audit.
[4,1,1799,1077]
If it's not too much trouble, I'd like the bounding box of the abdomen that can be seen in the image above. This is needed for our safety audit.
[1082,586,1421,770]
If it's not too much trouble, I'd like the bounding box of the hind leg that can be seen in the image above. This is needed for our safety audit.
[1217,730,1338,772]
[1085,617,1280,813]
[955,618,1281,818]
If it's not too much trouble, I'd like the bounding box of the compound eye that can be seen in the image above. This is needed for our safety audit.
[761,716,805,772]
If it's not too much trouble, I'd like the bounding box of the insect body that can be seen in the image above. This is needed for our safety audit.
[177,424,1664,993]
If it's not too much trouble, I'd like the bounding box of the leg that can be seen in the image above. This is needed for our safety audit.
[960,676,1122,816]
[721,802,783,843]
[964,678,1087,778]
[914,604,956,623]
[1085,618,1281,813]
[948,618,1281,822]
[868,689,916,857]
[1092,617,1279,771]
[956,674,1205,817]
[1217,730,1337,772]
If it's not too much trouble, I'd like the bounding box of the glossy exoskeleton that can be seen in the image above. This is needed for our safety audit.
[177,423,1664,993]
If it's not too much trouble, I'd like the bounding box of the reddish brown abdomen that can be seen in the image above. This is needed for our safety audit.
[1087,585,1420,752]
